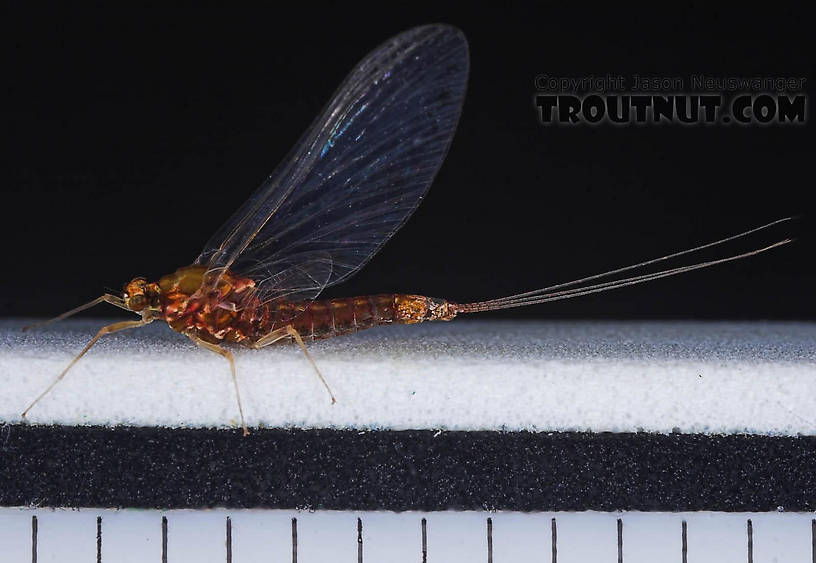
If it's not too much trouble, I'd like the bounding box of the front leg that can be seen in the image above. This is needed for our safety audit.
[22,317,152,418]
[187,335,249,436]
[23,294,133,332]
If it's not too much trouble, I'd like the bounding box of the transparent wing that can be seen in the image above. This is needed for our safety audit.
[195,24,469,303]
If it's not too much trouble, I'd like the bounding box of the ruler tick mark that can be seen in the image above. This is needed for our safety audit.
[811,519,815,563]
[97,516,102,563]
[681,520,687,563]
[31,515,37,563]
[551,517,557,563]
[357,517,363,563]
[421,518,427,563]
[161,516,168,563]
[747,519,753,563]
[226,516,232,563]
[291,517,298,563]
[617,518,623,563]
[487,517,493,563]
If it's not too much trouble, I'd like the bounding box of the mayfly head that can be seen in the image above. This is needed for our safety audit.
[123,277,161,312]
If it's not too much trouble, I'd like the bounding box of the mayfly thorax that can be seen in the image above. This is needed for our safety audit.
[22,25,793,435]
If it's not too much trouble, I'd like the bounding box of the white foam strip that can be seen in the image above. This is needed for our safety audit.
[1,319,814,435]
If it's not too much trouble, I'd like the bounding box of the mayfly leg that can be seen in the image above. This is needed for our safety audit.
[188,335,250,437]
[21,318,153,418]
[22,294,133,332]
[253,325,337,405]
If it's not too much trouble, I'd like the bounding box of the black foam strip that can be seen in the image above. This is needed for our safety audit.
[1,425,814,511]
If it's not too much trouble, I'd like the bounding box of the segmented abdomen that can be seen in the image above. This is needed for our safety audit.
[159,263,459,345]
[291,295,395,340]
[255,294,458,342]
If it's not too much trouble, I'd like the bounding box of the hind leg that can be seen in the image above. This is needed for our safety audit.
[253,325,336,404]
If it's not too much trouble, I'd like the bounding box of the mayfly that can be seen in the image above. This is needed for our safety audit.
[23,25,792,435]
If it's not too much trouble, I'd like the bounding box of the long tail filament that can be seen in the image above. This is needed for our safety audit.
[455,217,793,314]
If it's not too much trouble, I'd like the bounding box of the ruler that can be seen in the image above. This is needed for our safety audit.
[1,509,814,562]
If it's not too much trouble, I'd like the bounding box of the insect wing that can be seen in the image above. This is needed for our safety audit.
[195,24,469,304]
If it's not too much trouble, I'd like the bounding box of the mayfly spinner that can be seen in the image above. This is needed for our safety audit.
[23,25,792,435]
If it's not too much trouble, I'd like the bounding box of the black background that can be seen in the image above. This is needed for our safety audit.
[4,3,814,320]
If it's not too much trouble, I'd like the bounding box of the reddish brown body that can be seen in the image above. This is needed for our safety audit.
[156,265,458,345]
